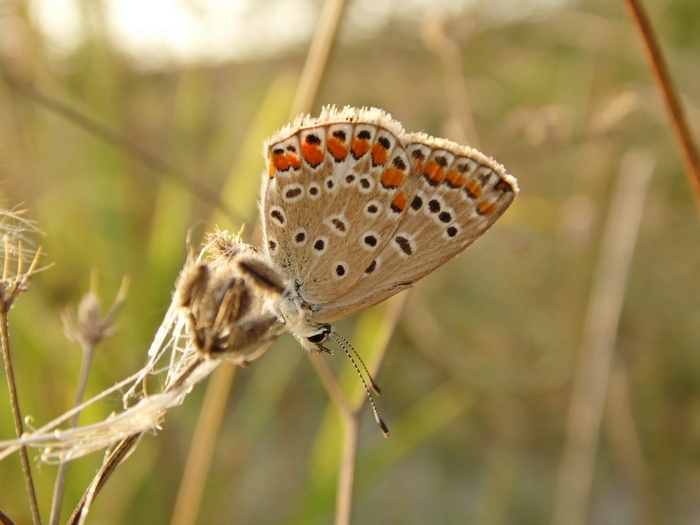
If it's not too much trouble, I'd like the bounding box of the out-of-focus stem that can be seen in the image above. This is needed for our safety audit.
[625,0,700,208]
[552,152,654,525]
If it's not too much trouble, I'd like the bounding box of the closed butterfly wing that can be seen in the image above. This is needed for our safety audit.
[308,132,518,324]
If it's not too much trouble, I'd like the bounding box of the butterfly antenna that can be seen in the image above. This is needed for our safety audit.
[330,331,389,437]
[331,331,382,394]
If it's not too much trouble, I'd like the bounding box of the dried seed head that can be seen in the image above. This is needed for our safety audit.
[62,275,129,350]
[174,243,286,360]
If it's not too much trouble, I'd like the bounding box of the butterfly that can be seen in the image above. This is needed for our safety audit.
[258,106,518,352]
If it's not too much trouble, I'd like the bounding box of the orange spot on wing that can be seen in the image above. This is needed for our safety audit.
[371,143,389,165]
[351,138,370,158]
[465,179,483,198]
[327,137,349,161]
[271,151,300,176]
[423,161,446,184]
[477,200,498,215]
[302,143,324,167]
[381,167,405,189]
[288,154,301,169]
[445,169,466,188]
[391,190,408,212]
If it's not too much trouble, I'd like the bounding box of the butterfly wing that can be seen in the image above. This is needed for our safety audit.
[308,132,518,324]
[260,107,416,305]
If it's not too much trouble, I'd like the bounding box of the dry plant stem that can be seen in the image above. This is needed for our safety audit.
[309,292,408,525]
[50,275,129,525]
[0,509,16,525]
[1,307,41,525]
[0,64,238,224]
[289,0,348,117]
[625,0,700,204]
[336,418,359,525]
[0,245,43,525]
[422,18,481,148]
[66,433,142,525]
[605,362,667,525]
[170,364,237,525]
[49,344,95,525]
[552,152,654,525]
[68,356,207,525]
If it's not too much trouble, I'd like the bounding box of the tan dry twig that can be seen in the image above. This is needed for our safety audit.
[422,18,481,149]
[0,242,44,525]
[552,151,654,525]
[169,364,237,525]
[308,292,407,525]
[289,0,350,118]
[624,0,700,207]
[605,361,668,525]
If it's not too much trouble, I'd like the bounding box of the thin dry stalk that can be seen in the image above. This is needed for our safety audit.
[0,64,238,224]
[308,292,407,525]
[335,417,359,525]
[67,356,207,525]
[67,432,142,525]
[0,243,43,525]
[0,509,16,525]
[169,364,237,525]
[49,274,129,525]
[289,0,349,117]
[552,151,654,525]
[625,0,700,206]
[422,18,481,148]
[307,354,357,525]
[605,361,667,525]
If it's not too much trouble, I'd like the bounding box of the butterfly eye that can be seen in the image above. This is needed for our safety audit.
[306,325,331,344]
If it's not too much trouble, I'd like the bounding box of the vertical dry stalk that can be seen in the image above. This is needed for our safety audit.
[605,362,667,525]
[422,18,481,149]
[289,0,349,117]
[309,292,407,525]
[307,354,359,525]
[552,151,654,525]
[169,364,237,525]
[0,244,43,525]
[49,274,129,525]
[625,0,700,206]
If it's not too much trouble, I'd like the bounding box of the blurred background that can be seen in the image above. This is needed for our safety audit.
[1,0,699,523]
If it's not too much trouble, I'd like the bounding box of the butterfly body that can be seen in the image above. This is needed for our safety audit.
[259,106,518,351]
